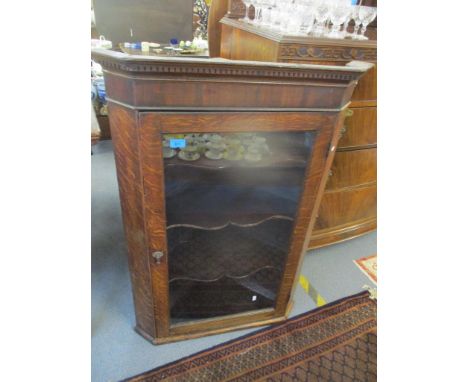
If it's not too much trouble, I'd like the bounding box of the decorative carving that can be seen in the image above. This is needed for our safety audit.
[97,58,362,82]
[280,44,377,62]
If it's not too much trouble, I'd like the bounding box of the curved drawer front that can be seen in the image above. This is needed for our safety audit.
[339,107,376,149]
[326,148,376,190]
[314,184,377,231]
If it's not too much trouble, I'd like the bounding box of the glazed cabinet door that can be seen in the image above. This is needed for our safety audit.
[139,112,338,339]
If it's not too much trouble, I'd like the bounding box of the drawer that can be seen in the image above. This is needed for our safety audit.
[326,148,376,190]
[314,184,377,231]
[338,107,376,149]
[351,64,377,102]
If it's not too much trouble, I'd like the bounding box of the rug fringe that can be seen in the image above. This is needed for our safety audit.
[362,285,377,300]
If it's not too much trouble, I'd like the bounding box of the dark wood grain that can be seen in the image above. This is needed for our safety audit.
[212,16,377,249]
[276,110,344,313]
[101,71,358,111]
[107,103,156,339]
[327,149,377,190]
[96,115,111,140]
[92,50,371,343]
[138,113,171,338]
[156,112,336,133]
[338,107,376,149]
[208,0,229,57]
[313,183,377,231]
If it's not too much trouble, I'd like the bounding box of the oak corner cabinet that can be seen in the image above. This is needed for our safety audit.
[214,1,377,249]
[91,48,372,344]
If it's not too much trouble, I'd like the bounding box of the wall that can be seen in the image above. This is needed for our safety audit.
[93,0,194,44]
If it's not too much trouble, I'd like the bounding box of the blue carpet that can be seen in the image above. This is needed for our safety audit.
[91,140,377,382]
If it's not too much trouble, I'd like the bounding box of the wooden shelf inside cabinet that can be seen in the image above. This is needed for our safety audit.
[91,48,372,344]
[164,154,307,170]
[165,183,298,229]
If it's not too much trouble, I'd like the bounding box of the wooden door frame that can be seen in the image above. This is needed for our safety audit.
[138,110,344,342]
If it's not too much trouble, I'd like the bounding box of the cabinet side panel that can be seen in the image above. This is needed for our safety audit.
[107,102,156,338]
[220,24,279,62]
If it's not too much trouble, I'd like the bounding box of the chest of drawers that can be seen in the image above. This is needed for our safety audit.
[215,8,377,248]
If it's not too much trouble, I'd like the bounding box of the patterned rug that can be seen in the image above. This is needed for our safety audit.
[354,255,377,285]
[123,291,377,382]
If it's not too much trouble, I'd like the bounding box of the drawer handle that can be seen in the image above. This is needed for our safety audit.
[328,170,333,178]
[152,251,165,264]
[345,108,354,118]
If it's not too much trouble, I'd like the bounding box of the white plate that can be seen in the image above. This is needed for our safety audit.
[178,151,200,161]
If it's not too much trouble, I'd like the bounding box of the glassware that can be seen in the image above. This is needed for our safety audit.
[328,1,351,39]
[340,3,353,38]
[162,139,177,159]
[350,5,362,39]
[279,0,295,33]
[358,6,376,40]
[164,130,316,323]
[178,145,200,161]
[258,0,274,27]
[205,141,226,160]
[245,145,263,162]
[295,0,313,35]
[313,0,330,37]
[269,0,281,30]
[251,0,262,26]
[242,0,253,23]
[287,1,302,35]
[246,0,368,39]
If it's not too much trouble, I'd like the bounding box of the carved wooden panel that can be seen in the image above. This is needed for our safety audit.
[279,44,377,63]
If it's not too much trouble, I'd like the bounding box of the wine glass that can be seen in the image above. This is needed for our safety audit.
[296,0,314,35]
[341,3,353,38]
[328,1,351,39]
[269,0,281,31]
[251,0,261,25]
[350,5,362,39]
[279,0,295,34]
[242,0,253,23]
[260,0,274,28]
[287,0,303,35]
[358,6,377,40]
[313,0,330,37]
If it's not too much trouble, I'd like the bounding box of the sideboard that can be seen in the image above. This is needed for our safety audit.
[91,48,371,343]
[212,1,377,249]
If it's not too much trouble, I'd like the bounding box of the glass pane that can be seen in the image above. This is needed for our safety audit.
[163,131,315,324]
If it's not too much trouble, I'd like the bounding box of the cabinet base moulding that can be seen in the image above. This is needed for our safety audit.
[308,217,376,250]
[135,301,294,345]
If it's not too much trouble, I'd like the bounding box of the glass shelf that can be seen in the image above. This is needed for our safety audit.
[163,131,315,324]
[168,218,292,282]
